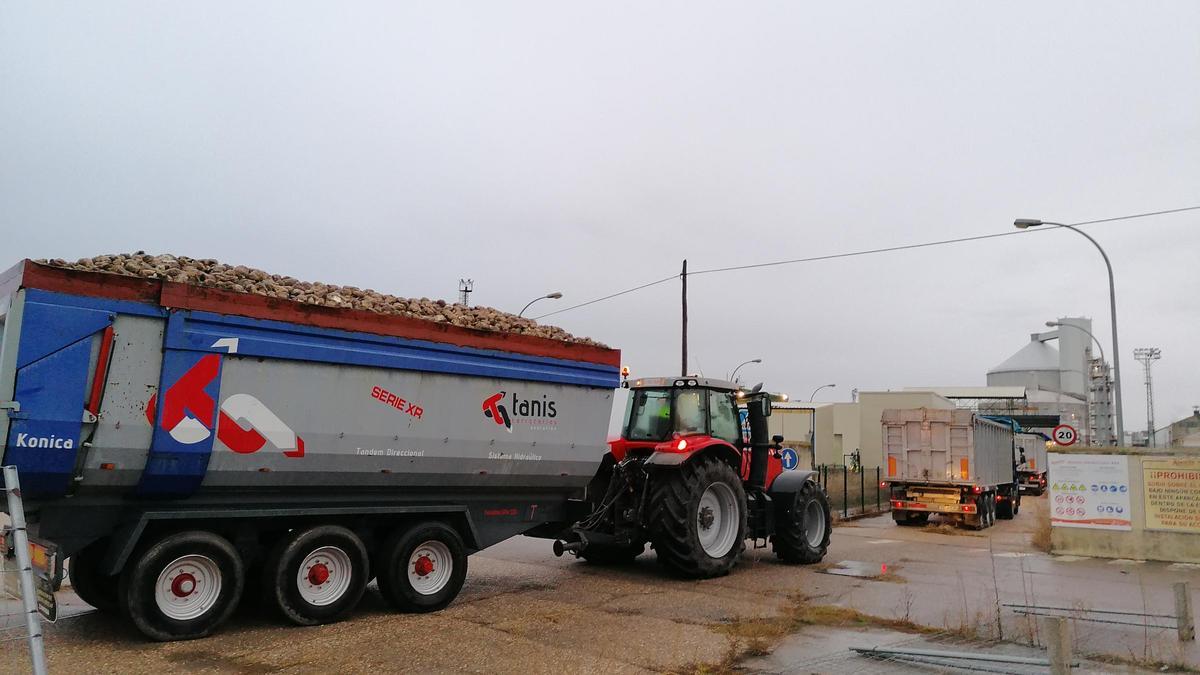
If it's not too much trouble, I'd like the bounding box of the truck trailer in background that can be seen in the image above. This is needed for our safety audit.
[881,408,1019,529]
[1014,431,1050,495]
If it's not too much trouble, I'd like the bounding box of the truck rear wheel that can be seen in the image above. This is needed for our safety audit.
[262,525,369,626]
[997,487,1017,520]
[647,456,747,578]
[772,480,832,564]
[377,521,468,613]
[119,531,244,641]
[68,542,119,613]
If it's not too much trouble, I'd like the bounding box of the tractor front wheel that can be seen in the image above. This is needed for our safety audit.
[647,456,747,579]
[773,480,832,564]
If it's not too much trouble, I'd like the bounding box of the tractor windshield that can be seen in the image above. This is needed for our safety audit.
[625,388,709,441]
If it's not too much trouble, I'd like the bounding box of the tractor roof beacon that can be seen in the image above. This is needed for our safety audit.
[553,377,832,577]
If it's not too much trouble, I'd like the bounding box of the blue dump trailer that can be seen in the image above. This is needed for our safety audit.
[0,260,620,640]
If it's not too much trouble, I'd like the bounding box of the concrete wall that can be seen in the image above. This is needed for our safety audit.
[1051,447,1200,564]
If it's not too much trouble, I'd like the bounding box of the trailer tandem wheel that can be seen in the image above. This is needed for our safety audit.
[262,525,369,626]
[68,541,120,613]
[119,530,245,641]
[377,521,468,613]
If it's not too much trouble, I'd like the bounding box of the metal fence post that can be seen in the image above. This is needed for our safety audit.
[876,466,881,512]
[1176,581,1195,641]
[859,467,865,514]
[3,466,48,675]
[1041,616,1071,675]
[841,467,848,518]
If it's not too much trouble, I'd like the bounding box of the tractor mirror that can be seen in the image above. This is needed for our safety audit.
[758,397,772,417]
[772,434,784,444]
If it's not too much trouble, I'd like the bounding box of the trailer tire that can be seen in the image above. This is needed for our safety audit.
[262,526,369,626]
[772,480,832,564]
[893,511,929,527]
[377,522,467,613]
[119,531,244,641]
[68,543,119,613]
[647,456,747,579]
[579,542,645,565]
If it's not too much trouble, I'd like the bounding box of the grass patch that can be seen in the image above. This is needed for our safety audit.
[922,522,981,537]
[1030,514,1052,552]
[684,594,937,672]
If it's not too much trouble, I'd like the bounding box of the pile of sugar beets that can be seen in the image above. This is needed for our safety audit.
[37,253,604,347]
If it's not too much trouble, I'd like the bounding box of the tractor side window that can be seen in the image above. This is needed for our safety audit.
[627,390,672,440]
[673,390,707,435]
[708,391,740,443]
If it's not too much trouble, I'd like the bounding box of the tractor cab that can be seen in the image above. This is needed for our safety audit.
[612,377,746,461]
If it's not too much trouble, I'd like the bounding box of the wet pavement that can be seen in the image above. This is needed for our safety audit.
[2,495,1197,673]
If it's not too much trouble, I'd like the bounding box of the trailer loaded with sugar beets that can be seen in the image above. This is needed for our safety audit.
[882,408,1020,529]
[0,259,624,640]
[550,376,832,577]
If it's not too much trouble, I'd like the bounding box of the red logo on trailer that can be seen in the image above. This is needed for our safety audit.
[145,356,304,457]
[482,391,512,432]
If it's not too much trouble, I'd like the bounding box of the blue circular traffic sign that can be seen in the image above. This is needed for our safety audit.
[780,447,799,471]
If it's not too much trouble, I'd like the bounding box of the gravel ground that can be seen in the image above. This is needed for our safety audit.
[6,499,1198,674]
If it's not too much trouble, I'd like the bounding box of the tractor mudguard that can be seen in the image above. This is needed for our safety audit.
[766,469,819,498]
[643,436,740,471]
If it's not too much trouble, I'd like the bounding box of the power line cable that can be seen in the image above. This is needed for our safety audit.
[534,205,1200,319]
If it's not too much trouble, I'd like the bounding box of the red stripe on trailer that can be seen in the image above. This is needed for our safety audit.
[86,326,115,416]
[8,260,621,368]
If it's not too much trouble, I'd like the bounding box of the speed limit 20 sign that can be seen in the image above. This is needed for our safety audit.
[1053,424,1078,446]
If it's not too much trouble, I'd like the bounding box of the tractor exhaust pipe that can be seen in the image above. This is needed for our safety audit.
[553,539,584,557]
[745,395,772,491]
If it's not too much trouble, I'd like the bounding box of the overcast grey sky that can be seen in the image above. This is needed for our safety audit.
[2,2,1197,431]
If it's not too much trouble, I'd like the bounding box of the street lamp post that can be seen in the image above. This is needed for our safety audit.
[809,383,836,402]
[518,292,563,318]
[728,358,762,383]
[1015,219,1124,444]
[1045,320,1105,362]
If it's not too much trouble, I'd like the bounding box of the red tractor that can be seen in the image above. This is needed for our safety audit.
[554,377,832,577]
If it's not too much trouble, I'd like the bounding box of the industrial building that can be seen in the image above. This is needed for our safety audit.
[769,391,954,469]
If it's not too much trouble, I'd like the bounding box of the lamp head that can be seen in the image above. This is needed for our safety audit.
[1014,218,1043,229]
[546,292,563,299]
[1045,321,1060,327]
[751,358,762,364]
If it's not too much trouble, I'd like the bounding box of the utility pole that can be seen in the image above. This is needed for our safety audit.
[1134,348,1161,446]
[458,279,474,306]
[680,259,688,376]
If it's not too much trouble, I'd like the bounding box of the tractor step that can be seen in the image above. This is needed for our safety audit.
[746,491,775,540]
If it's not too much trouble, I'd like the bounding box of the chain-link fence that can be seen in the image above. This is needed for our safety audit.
[816,465,889,519]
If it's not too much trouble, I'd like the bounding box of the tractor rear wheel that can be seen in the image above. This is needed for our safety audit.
[647,456,746,578]
[773,480,832,564]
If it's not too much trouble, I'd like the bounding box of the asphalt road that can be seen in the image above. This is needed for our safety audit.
[4,496,1198,674]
